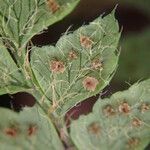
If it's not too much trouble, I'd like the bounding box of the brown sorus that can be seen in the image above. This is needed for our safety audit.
[132,118,142,127]
[82,76,99,91]
[80,35,93,49]
[68,50,78,60]
[87,122,101,135]
[127,137,140,148]
[28,124,38,136]
[91,59,103,70]
[103,105,116,116]
[4,127,18,137]
[140,103,149,113]
[118,101,131,114]
[47,0,60,13]
[50,60,65,73]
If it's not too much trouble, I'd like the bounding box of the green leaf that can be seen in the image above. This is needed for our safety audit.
[115,29,150,83]
[0,0,79,50]
[0,41,30,95]
[0,106,64,150]
[31,11,121,116]
[70,79,150,150]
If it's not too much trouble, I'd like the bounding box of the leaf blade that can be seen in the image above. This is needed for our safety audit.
[0,106,64,150]
[0,0,80,49]
[70,79,150,150]
[0,41,30,95]
[31,11,120,116]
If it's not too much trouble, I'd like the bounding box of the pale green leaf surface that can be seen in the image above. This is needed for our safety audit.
[0,0,79,49]
[31,11,120,116]
[70,79,150,150]
[0,41,30,95]
[0,106,64,150]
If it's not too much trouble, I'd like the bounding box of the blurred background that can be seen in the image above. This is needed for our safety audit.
[0,0,150,121]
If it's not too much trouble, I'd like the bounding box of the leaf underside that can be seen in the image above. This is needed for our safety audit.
[0,106,64,150]
[0,41,29,95]
[0,0,80,49]
[0,0,79,95]
[70,79,150,150]
[31,11,121,116]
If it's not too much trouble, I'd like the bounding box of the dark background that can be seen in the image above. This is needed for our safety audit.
[0,0,150,122]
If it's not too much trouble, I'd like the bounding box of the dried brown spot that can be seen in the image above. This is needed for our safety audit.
[132,118,142,127]
[28,124,38,136]
[68,50,78,60]
[127,137,140,148]
[91,59,103,70]
[4,127,18,137]
[50,60,65,73]
[47,0,60,13]
[80,35,93,49]
[140,103,150,113]
[82,76,99,91]
[88,122,101,135]
[118,102,131,114]
[103,105,116,116]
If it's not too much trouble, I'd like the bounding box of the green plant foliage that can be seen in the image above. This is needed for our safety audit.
[70,79,150,150]
[0,0,79,51]
[0,106,64,150]
[30,11,121,116]
[0,41,30,95]
[0,0,79,94]
[0,0,149,149]
[115,29,150,83]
